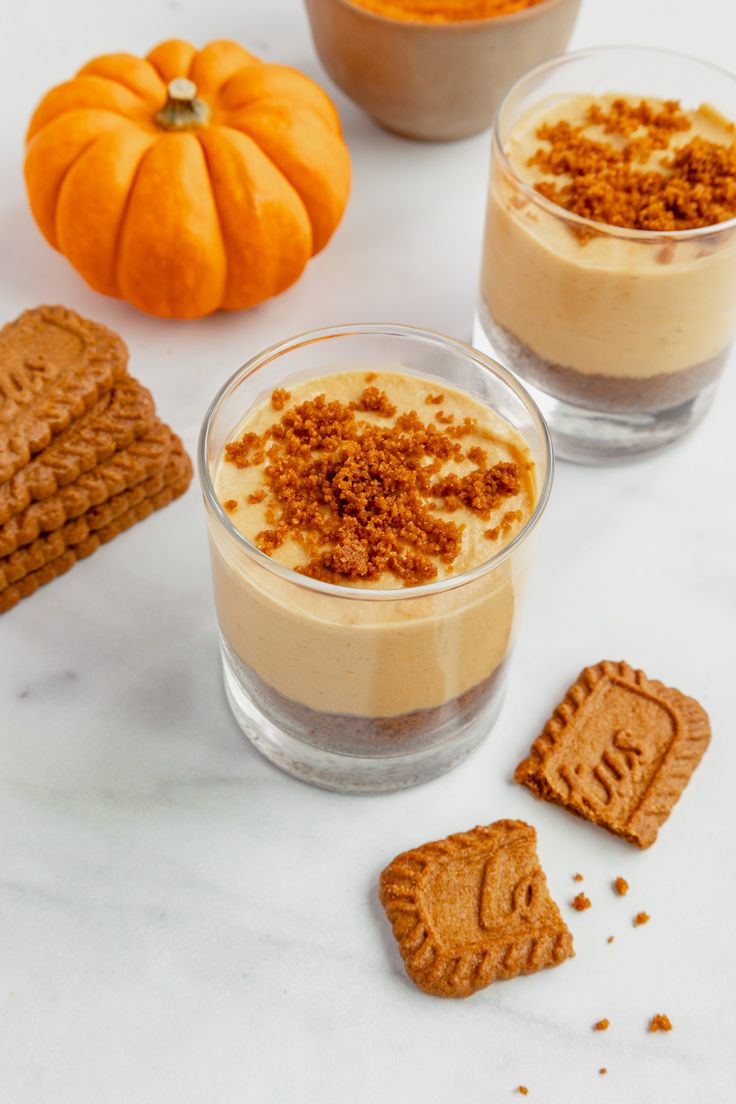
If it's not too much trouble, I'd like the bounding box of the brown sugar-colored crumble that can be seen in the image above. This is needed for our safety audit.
[446,416,479,439]
[572,892,591,911]
[515,1089,529,1097]
[587,97,690,142]
[224,432,266,469]
[435,410,455,424]
[573,872,584,882]
[467,446,488,466]
[607,936,615,944]
[433,464,520,518]
[257,528,285,553]
[649,1014,673,1033]
[593,1019,610,1032]
[528,97,736,231]
[352,386,397,418]
[224,392,523,585]
[634,911,650,927]
[614,877,629,896]
[365,372,377,382]
[599,1069,608,1076]
[485,509,523,541]
[223,499,238,512]
[271,387,291,411]
[425,392,445,404]
[247,489,266,504]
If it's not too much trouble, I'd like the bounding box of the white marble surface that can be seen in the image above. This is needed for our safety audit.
[2,1,735,1100]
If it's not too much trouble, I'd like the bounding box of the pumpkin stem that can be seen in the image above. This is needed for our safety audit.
[155,78,210,130]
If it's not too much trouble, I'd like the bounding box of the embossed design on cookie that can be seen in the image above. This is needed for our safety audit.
[0,434,190,591]
[0,306,128,484]
[0,375,154,525]
[0,420,176,558]
[514,661,711,849]
[379,820,573,998]
[0,440,192,614]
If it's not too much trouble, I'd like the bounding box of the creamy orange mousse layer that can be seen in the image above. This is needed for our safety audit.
[209,370,537,717]
[482,94,736,379]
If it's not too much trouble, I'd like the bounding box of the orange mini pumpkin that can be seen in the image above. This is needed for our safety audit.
[25,39,351,319]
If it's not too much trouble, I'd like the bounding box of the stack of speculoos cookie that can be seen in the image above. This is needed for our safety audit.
[0,305,192,614]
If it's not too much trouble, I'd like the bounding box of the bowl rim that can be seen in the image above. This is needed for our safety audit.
[315,0,578,32]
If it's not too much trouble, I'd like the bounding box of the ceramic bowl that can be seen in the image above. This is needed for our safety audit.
[304,0,582,141]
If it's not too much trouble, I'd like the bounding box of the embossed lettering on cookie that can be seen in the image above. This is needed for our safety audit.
[379,820,573,998]
[514,661,711,848]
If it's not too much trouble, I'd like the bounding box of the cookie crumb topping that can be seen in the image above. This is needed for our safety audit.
[224,388,523,585]
[529,98,736,231]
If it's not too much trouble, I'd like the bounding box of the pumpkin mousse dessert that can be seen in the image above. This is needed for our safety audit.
[477,48,736,461]
[200,329,551,791]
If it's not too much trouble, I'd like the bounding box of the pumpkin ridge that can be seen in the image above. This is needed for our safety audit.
[26,78,151,143]
[216,64,341,136]
[71,72,152,108]
[227,107,346,251]
[49,133,118,250]
[101,133,157,298]
[146,40,197,86]
[222,116,317,242]
[111,140,161,299]
[189,41,262,100]
[78,58,166,105]
[56,128,157,297]
[230,99,339,137]
[192,131,229,302]
[208,122,312,230]
[196,124,314,307]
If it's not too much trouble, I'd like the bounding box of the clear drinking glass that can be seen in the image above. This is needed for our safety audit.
[198,325,553,793]
[473,47,736,463]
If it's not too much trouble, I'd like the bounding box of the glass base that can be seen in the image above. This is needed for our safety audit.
[220,638,506,793]
[472,310,718,465]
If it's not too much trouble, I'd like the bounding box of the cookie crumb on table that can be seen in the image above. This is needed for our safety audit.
[634,911,650,927]
[572,892,591,911]
[593,1019,610,1032]
[599,1068,608,1076]
[515,1088,529,1097]
[614,876,629,896]
[573,872,584,882]
[607,935,615,944]
[649,1014,673,1033]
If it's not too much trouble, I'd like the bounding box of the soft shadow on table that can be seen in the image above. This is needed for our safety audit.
[0,200,82,306]
[365,867,418,993]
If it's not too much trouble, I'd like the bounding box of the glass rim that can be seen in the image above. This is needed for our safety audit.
[330,0,575,31]
[197,322,554,603]
[492,43,736,243]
